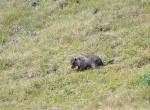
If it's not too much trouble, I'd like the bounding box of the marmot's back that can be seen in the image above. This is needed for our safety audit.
[84,55,104,66]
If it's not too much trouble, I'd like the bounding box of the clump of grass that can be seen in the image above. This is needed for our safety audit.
[0,60,5,72]
[139,71,150,86]
[128,55,150,68]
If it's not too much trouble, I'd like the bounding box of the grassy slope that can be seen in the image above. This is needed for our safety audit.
[0,0,150,109]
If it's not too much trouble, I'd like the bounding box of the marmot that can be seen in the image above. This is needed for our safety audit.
[71,55,104,71]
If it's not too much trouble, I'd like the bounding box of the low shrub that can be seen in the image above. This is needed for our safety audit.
[139,72,150,86]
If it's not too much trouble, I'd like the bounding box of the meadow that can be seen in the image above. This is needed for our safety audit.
[0,0,150,109]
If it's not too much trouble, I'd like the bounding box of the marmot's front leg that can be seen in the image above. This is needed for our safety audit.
[77,66,84,71]
[77,66,81,71]
[79,68,84,71]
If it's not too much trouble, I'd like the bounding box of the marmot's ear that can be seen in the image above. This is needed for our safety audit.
[71,57,76,64]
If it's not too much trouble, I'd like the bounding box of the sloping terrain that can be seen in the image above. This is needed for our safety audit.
[0,0,150,109]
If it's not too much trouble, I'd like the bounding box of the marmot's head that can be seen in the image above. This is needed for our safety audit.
[70,57,82,69]
[70,58,77,69]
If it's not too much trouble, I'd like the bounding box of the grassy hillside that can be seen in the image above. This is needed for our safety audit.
[0,0,150,109]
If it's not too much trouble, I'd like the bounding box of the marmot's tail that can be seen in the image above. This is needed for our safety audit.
[104,59,114,66]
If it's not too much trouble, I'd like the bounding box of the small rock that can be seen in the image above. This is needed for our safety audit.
[13,26,21,33]
[28,30,37,37]
[59,0,68,9]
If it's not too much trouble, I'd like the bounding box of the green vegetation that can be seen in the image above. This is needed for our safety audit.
[0,0,150,109]
[139,71,150,85]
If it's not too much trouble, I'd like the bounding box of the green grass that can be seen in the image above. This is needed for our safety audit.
[139,71,150,85]
[0,0,150,109]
